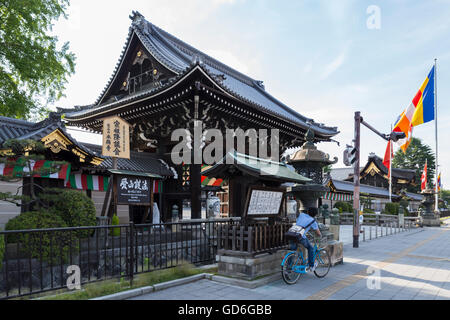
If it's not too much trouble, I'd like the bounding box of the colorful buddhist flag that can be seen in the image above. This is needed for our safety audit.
[437,172,441,191]
[411,66,435,127]
[421,160,428,191]
[393,66,435,152]
[383,140,393,177]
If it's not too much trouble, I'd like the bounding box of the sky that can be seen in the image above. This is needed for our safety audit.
[51,0,450,188]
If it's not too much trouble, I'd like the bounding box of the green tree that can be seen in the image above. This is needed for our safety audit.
[392,137,435,193]
[0,0,75,120]
[440,189,450,208]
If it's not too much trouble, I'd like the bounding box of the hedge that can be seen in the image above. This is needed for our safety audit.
[111,214,121,236]
[41,188,97,238]
[334,201,353,213]
[5,210,72,264]
[384,202,400,215]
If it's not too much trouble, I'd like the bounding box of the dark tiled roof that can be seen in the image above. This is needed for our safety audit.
[0,114,102,161]
[404,192,424,201]
[64,11,338,138]
[331,179,399,199]
[202,151,311,184]
[330,167,362,181]
[80,143,173,177]
[0,116,38,144]
[368,155,416,181]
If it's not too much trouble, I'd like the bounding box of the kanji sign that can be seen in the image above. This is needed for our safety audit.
[244,186,285,217]
[116,175,151,205]
[102,116,130,159]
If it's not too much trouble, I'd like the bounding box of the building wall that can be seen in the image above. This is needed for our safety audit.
[0,180,22,230]
[91,190,129,224]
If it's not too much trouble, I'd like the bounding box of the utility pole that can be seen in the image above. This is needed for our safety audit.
[353,112,361,248]
[348,111,405,249]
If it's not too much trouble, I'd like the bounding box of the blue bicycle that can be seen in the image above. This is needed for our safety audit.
[281,234,331,284]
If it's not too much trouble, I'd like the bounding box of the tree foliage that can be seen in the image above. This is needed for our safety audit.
[440,189,450,208]
[0,0,75,119]
[392,137,435,193]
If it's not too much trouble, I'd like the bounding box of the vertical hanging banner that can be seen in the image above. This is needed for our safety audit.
[102,116,130,159]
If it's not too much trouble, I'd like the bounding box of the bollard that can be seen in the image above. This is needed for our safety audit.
[375,225,378,238]
[363,227,366,242]
[370,226,372,240]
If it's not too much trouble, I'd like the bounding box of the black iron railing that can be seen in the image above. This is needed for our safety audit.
[0,218,240,299]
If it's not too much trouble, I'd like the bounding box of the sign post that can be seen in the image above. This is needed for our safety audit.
[353,112,361,248]
[102,116,131,218]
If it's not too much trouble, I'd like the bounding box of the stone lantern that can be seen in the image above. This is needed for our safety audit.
[286,128,338,214]
[420,189,440,227]
[285,128,343,266]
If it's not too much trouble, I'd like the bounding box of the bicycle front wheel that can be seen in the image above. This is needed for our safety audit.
[313,249,331,278]
[281,252,302,285]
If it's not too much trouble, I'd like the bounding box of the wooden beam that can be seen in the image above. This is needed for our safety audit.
[100,181,113,217]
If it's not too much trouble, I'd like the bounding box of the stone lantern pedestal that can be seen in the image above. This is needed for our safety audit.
[421,189,440,227]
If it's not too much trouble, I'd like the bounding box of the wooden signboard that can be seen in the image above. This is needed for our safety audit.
[102,116,130,159]
[244,186,285,217]
[116,174,152,205]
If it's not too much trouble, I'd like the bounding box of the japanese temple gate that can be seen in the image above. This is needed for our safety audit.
[62,11,339,221]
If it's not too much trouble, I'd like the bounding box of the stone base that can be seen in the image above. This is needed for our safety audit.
[328,225,340,241]
[422,216,441,227]
[216,250,287,281]
[325,241,344,266]
[216,241,344,281]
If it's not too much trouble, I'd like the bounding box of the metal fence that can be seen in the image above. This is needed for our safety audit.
[0,218,240,300]
[359,216,420,242]
[339,213,402,226]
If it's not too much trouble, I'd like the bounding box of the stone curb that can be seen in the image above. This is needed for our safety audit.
[210,273,281,289]
[90,271,282,300]
[90,273,209,300]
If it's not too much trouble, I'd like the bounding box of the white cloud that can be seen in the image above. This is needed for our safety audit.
[320,47,347,80]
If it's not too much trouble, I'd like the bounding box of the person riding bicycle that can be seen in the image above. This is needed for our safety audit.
[292,207,322,272]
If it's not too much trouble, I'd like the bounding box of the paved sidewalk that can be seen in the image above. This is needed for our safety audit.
[129,226,450,300]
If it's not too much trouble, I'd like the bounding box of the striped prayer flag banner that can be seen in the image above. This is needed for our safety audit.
[0,159,70,180]
[323,192,353,202]
[152,179,163,193]
[67,174,109,191]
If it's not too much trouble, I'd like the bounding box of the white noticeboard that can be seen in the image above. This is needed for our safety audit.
[246,189,284,216]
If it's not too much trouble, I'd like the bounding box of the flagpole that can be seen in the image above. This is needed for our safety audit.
[434,58,439,212]
[389,125,392,202]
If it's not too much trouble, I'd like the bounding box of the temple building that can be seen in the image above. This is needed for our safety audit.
[58,11,339,222]
[322,153,423,213]
[0,113,173,227]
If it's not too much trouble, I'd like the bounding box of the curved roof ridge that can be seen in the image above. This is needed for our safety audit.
[0,116,35,129]
[149,22,258,87]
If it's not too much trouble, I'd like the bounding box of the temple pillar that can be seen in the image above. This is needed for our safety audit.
[190,163,202,219]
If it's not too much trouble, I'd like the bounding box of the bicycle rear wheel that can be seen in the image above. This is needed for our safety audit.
[281,252,302,285]
[313,249,331,278]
